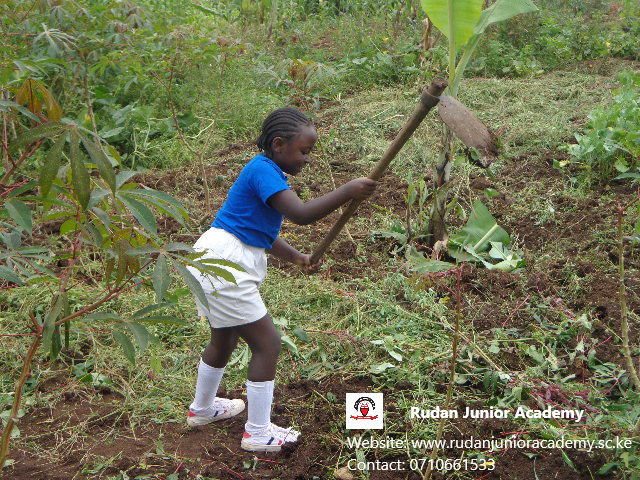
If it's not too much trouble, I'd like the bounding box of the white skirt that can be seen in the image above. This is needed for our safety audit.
[187,228,268,328]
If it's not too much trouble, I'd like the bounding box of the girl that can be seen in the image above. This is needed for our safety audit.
[186,107,377,452]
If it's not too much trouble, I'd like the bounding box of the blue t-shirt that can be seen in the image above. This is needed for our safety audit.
[212,154,290,248]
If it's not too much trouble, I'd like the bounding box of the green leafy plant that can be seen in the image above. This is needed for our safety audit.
[447,200,525,272]
[559,71,640,185]
[407,200,525,273]
[257,58,340,110]
[614,195,640,429]
[372,175,432,252]
[0,82,236,468]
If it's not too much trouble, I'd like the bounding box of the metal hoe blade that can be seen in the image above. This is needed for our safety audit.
[438,95,497,168]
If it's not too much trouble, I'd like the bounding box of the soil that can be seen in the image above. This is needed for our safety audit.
[4,119,639,479]
[6,377,395,480]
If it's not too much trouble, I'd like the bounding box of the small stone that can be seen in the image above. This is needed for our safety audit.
[334,466,356,480]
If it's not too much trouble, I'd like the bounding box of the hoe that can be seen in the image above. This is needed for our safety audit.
[310,77,497,264]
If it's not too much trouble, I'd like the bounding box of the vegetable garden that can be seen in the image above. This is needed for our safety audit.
[1,0,639,479]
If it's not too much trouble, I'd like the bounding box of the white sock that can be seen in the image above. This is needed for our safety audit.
[245,380,274,434]
[189,359,225,414]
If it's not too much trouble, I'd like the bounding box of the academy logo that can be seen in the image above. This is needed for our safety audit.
[346,393,383,429]
[350,397,378,420]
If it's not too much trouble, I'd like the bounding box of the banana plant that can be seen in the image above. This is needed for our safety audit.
[420,0,538,246]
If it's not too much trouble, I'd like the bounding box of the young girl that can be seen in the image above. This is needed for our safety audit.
[186,107,377,452]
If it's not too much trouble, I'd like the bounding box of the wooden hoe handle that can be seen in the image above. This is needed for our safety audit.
[310,77,448,265]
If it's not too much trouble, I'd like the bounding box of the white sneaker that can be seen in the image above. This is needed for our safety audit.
[187,397,245,426]
[271,423,300,441]
[241,423,300,452]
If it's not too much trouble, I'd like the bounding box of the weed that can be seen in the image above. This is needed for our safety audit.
[558,71,640,186]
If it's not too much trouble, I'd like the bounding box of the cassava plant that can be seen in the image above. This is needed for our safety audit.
[615,194,640,402]
[419,0,538,245]
[0,80,236,468]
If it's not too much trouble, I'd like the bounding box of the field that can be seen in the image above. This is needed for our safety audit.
[1,1,639,479]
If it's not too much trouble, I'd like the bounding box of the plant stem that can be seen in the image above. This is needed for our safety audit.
[473,223,499,251]
[426,129,453,246]
[266,0,278,38]
[0,140,42,186]
[0,332,42,468]
[2,93,9,172]
[616,203,640,393]
[447,0,455,90]
[422,266,463,480]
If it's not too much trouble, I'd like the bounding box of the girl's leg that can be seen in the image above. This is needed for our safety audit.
[235,314,299,450]
[202,326,240,368]
[234,314,296,441]
[189,327,240,418]
[233,313,281,381]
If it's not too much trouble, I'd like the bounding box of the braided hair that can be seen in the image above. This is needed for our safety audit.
[256,107,314,158]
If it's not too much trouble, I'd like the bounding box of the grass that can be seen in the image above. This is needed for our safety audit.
[315,69,622,192]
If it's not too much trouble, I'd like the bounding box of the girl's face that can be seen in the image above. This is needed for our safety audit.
[271,125,317,176]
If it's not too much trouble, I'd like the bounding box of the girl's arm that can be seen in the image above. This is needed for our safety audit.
[268,177,377,225]
[267,237,319,273]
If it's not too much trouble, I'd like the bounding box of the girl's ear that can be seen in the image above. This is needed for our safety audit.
[271,136,285,153]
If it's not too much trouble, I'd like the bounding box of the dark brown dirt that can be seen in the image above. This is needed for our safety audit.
[435,413,608,480]
[6,376,404,480]
[5,374,612,480]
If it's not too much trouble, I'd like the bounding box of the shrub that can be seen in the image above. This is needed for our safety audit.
[561,71,640,184]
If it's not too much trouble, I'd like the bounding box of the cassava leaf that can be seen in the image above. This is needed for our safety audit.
[168,256,209,312]
[80,134,116,194]
[127,245,161,256]
[135,315,187,325]
[115,171,140,189]
[124,189,189,223]
[40,132,66,197]
[0,266,22,284]
[152,255,170,302]
[292,326,310,342]
[42,293,66,356]
[117,193,158,236]
[9,122,66,152]
[126,322,149,353]
[163,242,194,253]
[0,99,40,122]
[83,312,122,322]
[280,335,299,355]
[51,325,62,360]
[197,258,246,272]
[177,254,237,284]
[69,130,90,210]
[33,79,62,121]
[112,329,136,365]
[5,199,32,235]
[132,302,173,319]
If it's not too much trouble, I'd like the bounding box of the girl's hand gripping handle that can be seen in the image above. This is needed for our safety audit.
[345,178,378,200]
[295,253,322,275]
